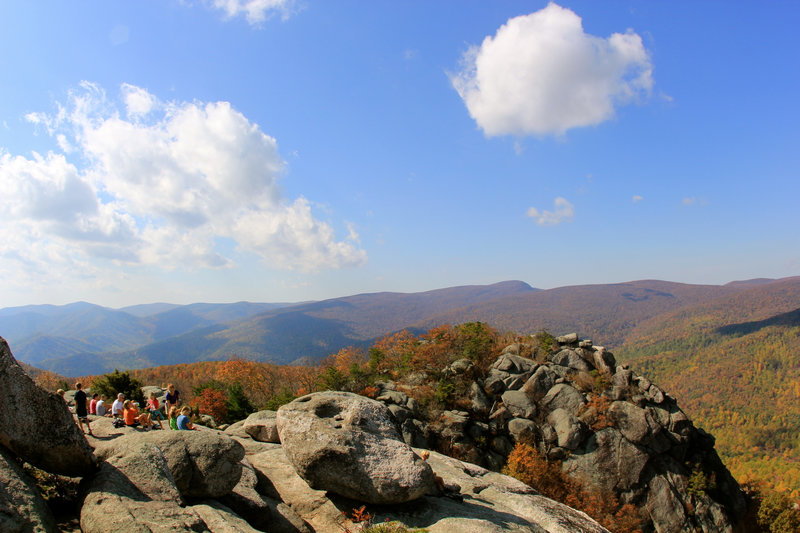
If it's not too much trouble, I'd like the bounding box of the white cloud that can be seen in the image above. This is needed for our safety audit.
[450,2,653,137]
[0,83,366,288]
[526,197,574,226]
[210,0,297,25]
[121,83,157,116]
[633,195,643,203]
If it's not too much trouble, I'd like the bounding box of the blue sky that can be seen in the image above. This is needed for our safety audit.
[1,1,798,308]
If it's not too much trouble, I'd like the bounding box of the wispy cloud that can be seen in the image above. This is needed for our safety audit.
[633,195,643,203]
[526,197,574,226]
[207,0,299,25]
[681,196,708,207]
[0,82,366,292]
[450,3,652,137]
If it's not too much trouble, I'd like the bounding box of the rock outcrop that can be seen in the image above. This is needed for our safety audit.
[368,334,747,533]
[81,439,208,533]
[276,391,436,504]
[245,442,609,533]
[94,430,245,498]
[0,337,95,477]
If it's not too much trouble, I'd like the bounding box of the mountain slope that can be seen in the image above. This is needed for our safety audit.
[414,279,743,348]
[0,301,286,372]
[115,280,540,367]
[617,277,800,497]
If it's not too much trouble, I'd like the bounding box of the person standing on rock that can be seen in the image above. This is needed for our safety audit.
[165,384,180,413]
[74,382,93,436]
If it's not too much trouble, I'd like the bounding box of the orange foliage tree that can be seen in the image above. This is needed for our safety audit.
[192,387,228,423]
[504,443,645,533]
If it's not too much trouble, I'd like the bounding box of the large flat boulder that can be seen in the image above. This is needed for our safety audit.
[80,440,209,533]
[0,337,95,476]
[276,391,435,504]
[95,429,244,498]
[249,445,609,533]
[83,432,253,533]
[0,446,58,533]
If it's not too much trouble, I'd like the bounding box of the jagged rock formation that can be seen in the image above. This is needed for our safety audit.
[369,334,747,532]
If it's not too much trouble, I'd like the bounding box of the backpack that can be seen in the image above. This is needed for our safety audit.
[113,418,125,429]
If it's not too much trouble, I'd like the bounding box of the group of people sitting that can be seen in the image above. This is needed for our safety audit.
[69,383,197,433]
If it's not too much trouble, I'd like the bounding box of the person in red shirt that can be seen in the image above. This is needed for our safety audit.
[147,392,165,430]
[89,393,99,415]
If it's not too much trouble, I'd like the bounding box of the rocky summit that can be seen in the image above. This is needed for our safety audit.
[0,332,748,532]
[367,334,747,532]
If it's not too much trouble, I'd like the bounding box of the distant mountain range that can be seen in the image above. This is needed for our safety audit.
[2,277,798,377]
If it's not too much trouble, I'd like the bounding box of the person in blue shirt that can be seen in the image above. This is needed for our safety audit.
[176,406,196,430]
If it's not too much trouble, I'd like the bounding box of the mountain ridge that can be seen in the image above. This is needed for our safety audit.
[3,277,798,377]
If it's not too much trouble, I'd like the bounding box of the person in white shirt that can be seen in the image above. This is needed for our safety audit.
[111,393,125,418]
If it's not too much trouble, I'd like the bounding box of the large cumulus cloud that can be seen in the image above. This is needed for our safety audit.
[451,3,653,137]
[0,82,366,285]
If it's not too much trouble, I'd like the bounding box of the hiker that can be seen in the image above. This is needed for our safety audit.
[74,382,93,436]
[123,400,153,429]
[168,406,180,430]
[165,384,180,413]
[111,393,125,418]
[176,406,196,430]
[89,393,99,414]
[147,391,165,429]
[96,394,108,416]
